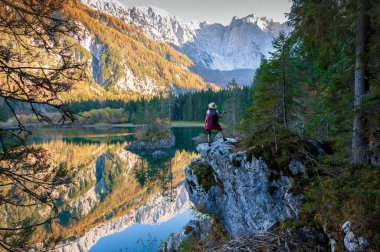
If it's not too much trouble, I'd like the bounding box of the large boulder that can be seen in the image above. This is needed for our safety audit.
[184,139,303,238]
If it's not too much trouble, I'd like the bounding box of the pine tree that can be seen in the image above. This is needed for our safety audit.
[352,0,371,165]
[225,79,239,136]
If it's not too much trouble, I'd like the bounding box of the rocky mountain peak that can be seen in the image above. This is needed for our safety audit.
[82,0,196,46]
[81,0,289,85]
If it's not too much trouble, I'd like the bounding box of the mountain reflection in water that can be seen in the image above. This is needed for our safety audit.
[21,127,202,251]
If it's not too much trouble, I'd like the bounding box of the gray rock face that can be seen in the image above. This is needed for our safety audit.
[191,133,233,146]
[185,140,303,238]
[342,221,369,252]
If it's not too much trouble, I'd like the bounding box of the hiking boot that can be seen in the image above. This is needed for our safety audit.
[223,137,227,142]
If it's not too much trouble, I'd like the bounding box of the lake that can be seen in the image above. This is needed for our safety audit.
[27,126,204,252]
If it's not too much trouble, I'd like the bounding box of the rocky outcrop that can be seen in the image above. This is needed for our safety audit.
[126,133,175,152]
[192,132,230,146]
[185,139,303,238]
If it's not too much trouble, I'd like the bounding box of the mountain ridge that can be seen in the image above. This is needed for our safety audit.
[59,1,214,101]
[81,0,289,85]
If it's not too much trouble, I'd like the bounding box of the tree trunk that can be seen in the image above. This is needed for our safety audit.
[282,46,288,127]
[351,0,370,165]
[168,93,172,128]
[273,119,278,153]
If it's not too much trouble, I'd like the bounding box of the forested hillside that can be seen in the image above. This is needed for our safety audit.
[240,1,380,250]
[67,83,252,129]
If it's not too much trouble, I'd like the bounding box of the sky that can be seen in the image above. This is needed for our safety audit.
[119,0,292,24]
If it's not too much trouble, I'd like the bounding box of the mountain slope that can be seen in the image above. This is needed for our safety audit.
[81,1,196,46]
[81,0,289,86]
[184,15,284,71]
[61,2,211,101]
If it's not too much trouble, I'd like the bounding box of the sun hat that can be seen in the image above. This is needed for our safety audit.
[208,102,217,109]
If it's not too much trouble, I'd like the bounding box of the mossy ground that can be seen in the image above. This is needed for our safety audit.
[245,128,314,197]
[302,165,380,250]
[188,161,224,193]
[245,128,311,175]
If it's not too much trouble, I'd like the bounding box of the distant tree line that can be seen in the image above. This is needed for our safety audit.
[66,84,253,131]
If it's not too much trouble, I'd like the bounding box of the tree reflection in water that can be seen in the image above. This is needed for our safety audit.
[134,151,178,202]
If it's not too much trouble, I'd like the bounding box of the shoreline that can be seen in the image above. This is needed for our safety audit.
[0,121,204,130]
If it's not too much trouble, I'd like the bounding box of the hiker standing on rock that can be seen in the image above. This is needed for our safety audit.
[205,102,227,146]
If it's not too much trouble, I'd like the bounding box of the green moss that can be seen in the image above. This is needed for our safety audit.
[245,128,310,175]
[184,225,193,235]
[189,161,224,192]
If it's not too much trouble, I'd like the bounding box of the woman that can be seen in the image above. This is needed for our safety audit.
[204,102,227,146]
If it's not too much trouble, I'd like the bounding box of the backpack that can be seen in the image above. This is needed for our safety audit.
[210,109,219,124]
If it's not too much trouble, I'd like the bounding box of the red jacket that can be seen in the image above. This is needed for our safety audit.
[205,109,222,131]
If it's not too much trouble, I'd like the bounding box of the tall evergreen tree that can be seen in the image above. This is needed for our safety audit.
[352,0,371,165]
[225,79,239,136]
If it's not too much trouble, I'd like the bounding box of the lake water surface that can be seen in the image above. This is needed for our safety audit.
[27,126,203,252]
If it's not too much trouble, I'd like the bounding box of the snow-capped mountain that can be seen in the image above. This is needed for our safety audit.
[81,0,289,85]
[184,15,287,71]
[82,0,195,46]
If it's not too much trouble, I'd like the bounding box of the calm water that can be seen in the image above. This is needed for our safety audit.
[89,210,192,252]
[30,127,203,152]
[28,126,203,252]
